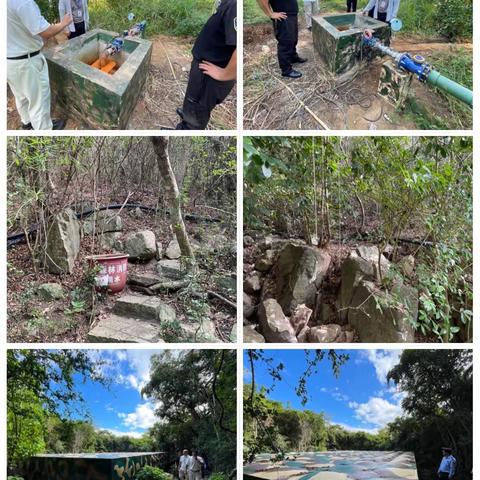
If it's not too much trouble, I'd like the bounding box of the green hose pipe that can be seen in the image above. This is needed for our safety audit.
[427,70,473,108]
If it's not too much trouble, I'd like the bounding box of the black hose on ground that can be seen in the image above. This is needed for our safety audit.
[7,203,220,248]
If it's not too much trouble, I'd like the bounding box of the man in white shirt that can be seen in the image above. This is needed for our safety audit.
[304,0,319,31]
[178,449,191,480]
[188,450,205,480]
[7,0,73,130]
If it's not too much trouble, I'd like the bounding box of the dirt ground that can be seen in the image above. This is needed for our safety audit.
[243,21,472,130]
[7,34,237,131]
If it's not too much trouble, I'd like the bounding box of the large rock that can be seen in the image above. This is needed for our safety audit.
[255,249,276,272]
[165,238,182,259]
[258,298,297,343]
[37,283,65,301]
[308,324,342,343]
[244,293,255,318]
[244,325,266,343]
[182,319,221,343]
[348,280,417,342]
[45,208,81,274]
[275,243,331,315]
[290,304,312,334]
[99,232,123,250]
[338,251,375,321]
[244,271,262,294]
[156,259,186,279]
[124,230,157,261]
[356,245,390,279]
[83,210,122,235]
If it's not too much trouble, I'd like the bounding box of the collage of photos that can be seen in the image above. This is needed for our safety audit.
[3,0,476,480]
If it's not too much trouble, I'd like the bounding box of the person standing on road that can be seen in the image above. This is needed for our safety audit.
[257,0,307,79]
[438,447,457,480]
[188,451,205,480]
[362,0,400,23]
[304,0,319,31]
[58,0,89,39]
[347,0,357,12]
[176,0,237,130]
[7,0,71,130]
[178,449,191,480]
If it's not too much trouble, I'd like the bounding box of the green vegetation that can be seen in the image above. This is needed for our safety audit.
[243,0,472,40]
[7,350,236,478]
[244,136,473,342]
[137,466,171,480]
[38,0,217,37]
[244,350,473,480]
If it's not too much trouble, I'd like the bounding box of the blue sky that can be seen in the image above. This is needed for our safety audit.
[244,350,406,434]
[61,350,163,438]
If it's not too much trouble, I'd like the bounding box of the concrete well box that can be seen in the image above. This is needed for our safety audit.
[312,13,391,74]
[44,29,152,129]
[26,452,163,480]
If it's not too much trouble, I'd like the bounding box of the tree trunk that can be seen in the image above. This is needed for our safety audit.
[151,137,195,264]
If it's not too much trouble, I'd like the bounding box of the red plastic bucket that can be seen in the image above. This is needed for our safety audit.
[86,253,129,294]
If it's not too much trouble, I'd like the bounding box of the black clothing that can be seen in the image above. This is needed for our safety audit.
[192,0,237,68]
[69,21,86,39]
[176,59,235,130]
[347,0,357,12]
[273,14,299,75]
[270,0,299,14]
[368,8,374,17]
[377,11,388,22]
[438,473,450,480]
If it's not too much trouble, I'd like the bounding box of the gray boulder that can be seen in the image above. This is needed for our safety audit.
[258,298,297,343]
[124,230,157,261]
[348,280,417,342]
[165,238,181,259]
[308,324,342,343]
[99,232,123,250]
[156,259,186,279]
[45,208,81,274]
[275,243,331,315]
[398,254,415,277]
[356,245,391,279]
[244,271,262,294]
[83,210,122,235]
[244,325,266,343]
[255,249,276,272]
[244,293,255,318]
[338,251,375,321]
[37,283,65,301]
[290,304,312,334]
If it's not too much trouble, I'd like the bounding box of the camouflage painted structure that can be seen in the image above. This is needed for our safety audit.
[378,59,413,108]
[43,29,152,129]
[244,451,419,480]
[26,452,163,480]
[312,13,391,74]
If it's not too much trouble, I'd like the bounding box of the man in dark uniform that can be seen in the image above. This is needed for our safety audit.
[176,0,237,130]
[257,0,306,78]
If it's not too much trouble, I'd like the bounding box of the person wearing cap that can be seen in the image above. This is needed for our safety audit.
[362,0,400,23]
[178,449,191,480]
[176,0,236,130]
[257,0,307,79]
[303,0,319,32]
[7,0,72,130]
[58,0,90,39]
[438,447,457,479]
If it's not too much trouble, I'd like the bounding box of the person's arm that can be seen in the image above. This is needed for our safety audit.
[362,0,376,14]
[199,49,236,81]
[256,0,287,20]
[58,1,69,35]
[38,14,73,40]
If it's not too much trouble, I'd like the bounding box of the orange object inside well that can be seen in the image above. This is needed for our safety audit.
[90,58,118,75]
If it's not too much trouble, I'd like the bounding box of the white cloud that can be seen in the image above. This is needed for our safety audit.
[350,397,403,427]
[99,428,144,439]
[364,350,402,384]
[332,422,379,435]
[118,403,157,430]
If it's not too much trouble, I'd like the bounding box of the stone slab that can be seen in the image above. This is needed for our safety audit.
[112,294,164,320]
[87,314,163,343]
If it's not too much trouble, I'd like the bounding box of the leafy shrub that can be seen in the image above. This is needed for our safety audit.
[208,473,228,480]
[432,0,472,40]
[137,466,171,480]
[8,476,25,480]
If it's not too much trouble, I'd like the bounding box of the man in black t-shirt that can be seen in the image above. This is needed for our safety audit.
[176,0,237,130]
[257,0,306,78]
